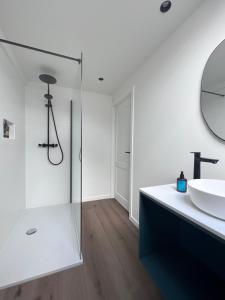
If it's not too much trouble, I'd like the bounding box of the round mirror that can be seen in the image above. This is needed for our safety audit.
[201,40,225,141]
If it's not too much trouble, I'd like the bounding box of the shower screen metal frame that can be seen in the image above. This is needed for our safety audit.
[0,38,81,64]
[0,38,83,258]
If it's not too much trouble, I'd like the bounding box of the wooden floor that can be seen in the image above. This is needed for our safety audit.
[0,199,162,300]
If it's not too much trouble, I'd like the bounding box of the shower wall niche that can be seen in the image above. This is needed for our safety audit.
[3,119,15,139]
[0,39,82,289]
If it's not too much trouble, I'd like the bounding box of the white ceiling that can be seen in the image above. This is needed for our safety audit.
[0,0,204,94]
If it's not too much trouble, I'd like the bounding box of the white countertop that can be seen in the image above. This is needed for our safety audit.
[140,184,225,241]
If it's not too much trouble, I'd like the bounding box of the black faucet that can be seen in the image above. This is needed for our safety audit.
[191,152,219,179]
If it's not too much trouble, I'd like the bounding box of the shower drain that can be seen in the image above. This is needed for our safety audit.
[26,228,37,236]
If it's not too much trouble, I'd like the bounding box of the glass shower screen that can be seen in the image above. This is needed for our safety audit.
[0,39,82,288]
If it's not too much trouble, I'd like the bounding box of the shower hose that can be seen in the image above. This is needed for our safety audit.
[47,99,64,166]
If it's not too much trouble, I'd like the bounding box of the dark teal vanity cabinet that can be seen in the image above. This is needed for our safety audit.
[139,185,225,300]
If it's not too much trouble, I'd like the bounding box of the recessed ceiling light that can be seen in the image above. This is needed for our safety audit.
[160,1,172,13]
[98,77,104,81]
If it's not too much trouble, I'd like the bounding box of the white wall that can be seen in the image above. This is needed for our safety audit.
[0,44,25,249]
[82,91,113,201]
[113,0,225,225]
[25,82,73,208]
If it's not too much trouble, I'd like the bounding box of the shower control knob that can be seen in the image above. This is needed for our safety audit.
[38,143,58,148]
[38,143,47,148]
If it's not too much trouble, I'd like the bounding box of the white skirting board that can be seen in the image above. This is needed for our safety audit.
[82,194,114,202]
[129,216,139,228]
[115,192,129,211]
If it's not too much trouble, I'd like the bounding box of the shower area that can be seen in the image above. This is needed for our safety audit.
[0,39,82,289]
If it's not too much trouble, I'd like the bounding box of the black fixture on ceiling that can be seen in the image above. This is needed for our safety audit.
[98,77,104,81]
[160,1,172,13]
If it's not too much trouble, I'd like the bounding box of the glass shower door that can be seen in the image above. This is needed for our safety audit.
[71,56,82,259]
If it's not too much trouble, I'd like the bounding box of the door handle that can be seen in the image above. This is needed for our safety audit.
[125,151,130,154]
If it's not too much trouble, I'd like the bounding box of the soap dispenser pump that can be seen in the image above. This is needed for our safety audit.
[177,171,187,193]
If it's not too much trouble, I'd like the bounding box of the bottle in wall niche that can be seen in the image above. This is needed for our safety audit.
[177,171,187,193]
[3,119,9,138]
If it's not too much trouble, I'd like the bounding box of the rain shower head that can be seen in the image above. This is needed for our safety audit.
[39,74,57,85]
[39,74,56,100]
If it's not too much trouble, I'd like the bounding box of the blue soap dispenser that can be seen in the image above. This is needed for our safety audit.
[177,171,187,193]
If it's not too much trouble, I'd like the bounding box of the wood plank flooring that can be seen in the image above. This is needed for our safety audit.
[0,199,162,300]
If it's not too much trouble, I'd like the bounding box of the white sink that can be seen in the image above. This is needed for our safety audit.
[188,179,225,220]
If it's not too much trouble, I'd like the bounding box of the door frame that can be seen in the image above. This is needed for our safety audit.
[111,86,137,227]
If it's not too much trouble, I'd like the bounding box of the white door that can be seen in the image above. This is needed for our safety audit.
[115,96,131,211]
